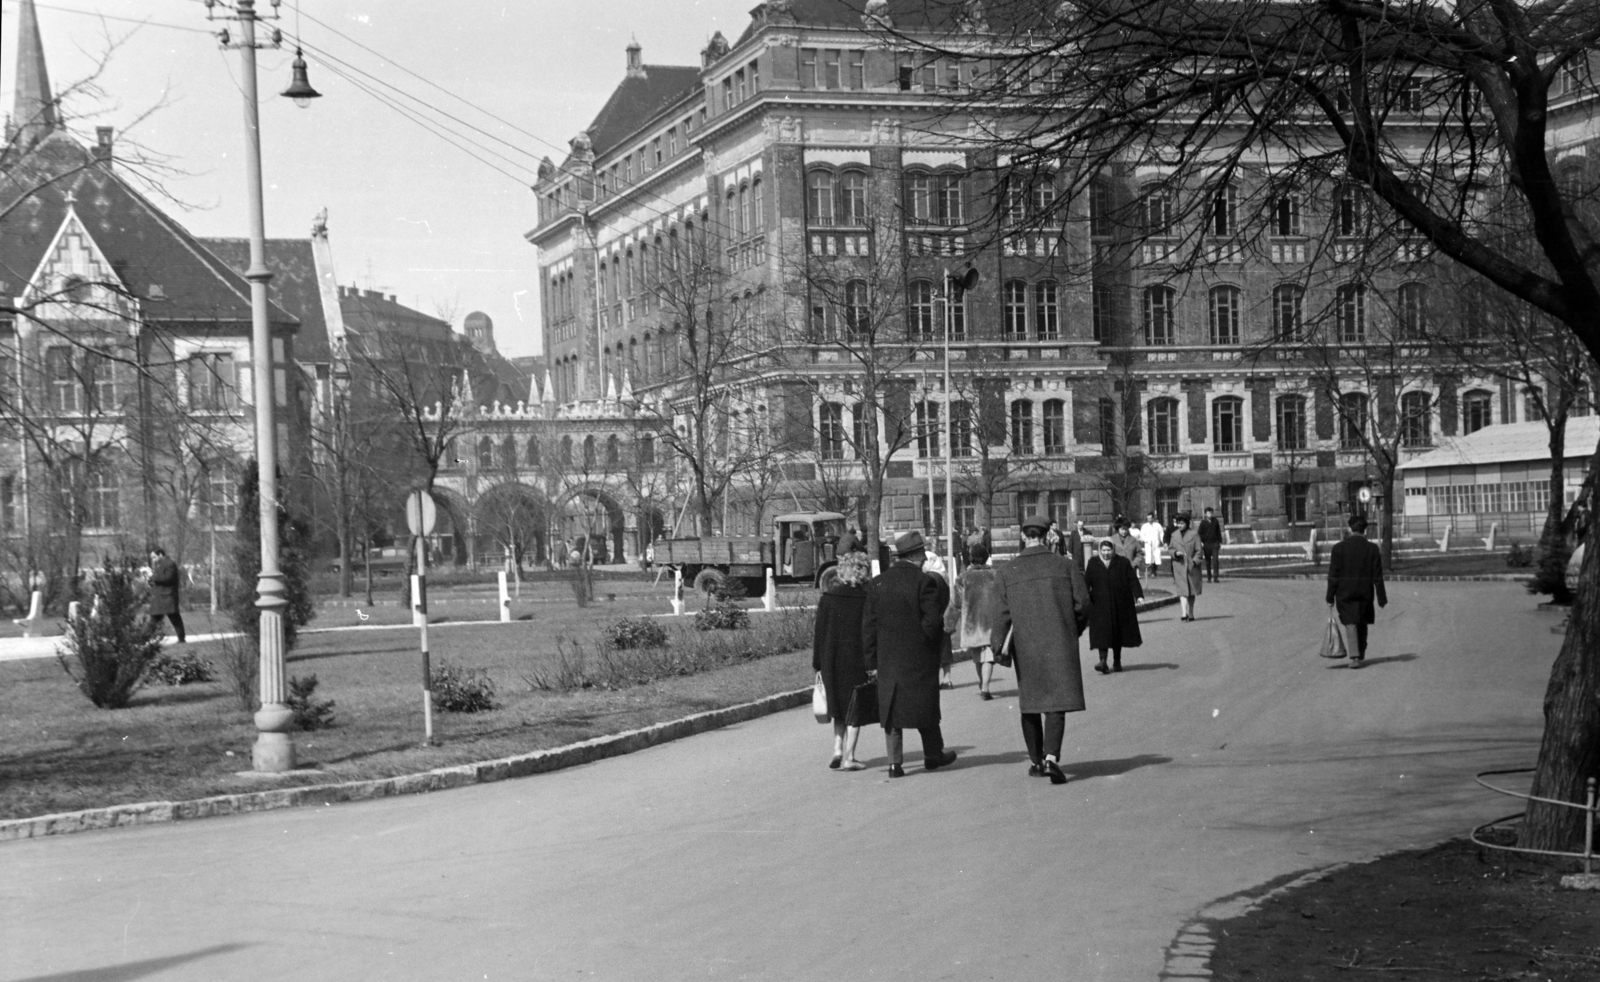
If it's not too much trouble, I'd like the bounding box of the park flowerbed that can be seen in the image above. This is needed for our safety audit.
[0,597,813,821]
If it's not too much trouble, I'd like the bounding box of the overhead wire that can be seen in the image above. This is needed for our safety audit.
[0,0,214,34]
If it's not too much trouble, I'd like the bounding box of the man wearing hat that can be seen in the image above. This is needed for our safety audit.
[863,529,958,777]
[990,514,1090,785]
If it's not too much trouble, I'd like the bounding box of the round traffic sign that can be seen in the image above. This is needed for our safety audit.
[406,490,438,536]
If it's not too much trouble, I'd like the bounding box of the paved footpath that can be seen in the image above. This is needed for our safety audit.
[1,580,1557,982]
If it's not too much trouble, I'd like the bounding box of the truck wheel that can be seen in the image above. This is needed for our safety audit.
[692,568,724,596]
[817,565,840,592]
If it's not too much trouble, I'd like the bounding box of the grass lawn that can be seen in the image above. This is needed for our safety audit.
[0,598,815,820]
[1231,550,1534,579]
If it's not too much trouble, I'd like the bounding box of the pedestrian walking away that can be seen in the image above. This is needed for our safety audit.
[863,530,958,777]
[1325,514,1388,668]
[1198,507,1224,583]
[1138,512,1165,580]
[147,547,185,643]
[1169,513,1204,622]
[1084,539,1143,674]
[812,552,874,770]
[944,542,1002,699]
[990,514,1090,785]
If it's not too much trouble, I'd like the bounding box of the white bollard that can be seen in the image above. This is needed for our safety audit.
[1440,526,1453,553]
[411,574,426,626]
[1304,526,1318,564]
[763,567,777,612]
[14,590,43,637]
[498,570,512,622]
[671,567,685,616]
[1484,522,1499,552]
[870,559,881,577]
[66,600,80,624]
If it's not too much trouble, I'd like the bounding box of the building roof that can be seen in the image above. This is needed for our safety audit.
[1396,417,1600,471]
[8,0,57,148]
[583,63,703,159]
[0,139,297,328]
[200,238,330,363]
[337,287,453,344]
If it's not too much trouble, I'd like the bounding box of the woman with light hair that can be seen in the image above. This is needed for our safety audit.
[812,550,875,770]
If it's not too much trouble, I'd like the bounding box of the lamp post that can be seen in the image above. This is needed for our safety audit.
[207,0,318,772]
[943,267,979,568]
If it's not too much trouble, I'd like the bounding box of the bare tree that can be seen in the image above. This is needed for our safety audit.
[881,0,1600,851]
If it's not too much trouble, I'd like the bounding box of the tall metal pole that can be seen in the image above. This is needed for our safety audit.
[234,0,294,772]
[943,270,956,568]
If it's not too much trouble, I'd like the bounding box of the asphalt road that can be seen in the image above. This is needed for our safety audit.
[1,579,1558,982]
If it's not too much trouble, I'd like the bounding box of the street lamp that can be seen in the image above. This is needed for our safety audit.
[943,266,979,568]
[208,0,318,773]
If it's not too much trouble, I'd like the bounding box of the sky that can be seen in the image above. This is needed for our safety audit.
[0,0,757,358]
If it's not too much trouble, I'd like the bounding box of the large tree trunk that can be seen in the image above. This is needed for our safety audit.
[1522,437,1600,850]
[1377,468,1396,570]
[1535,414,1572,603]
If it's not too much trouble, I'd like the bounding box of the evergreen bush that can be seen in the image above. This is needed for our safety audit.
[229,461,317,651]
[145,651,215,686]
[57,558,166,708]
[287,674,336,730]
[602,617,669,650]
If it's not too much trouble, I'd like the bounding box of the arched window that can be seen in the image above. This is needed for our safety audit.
[840,171,868,225]
[908,280,937,339]
[1336,283,1366,342]
[1462,389,1494,434]
[1397,283,1428,338]
[1400,391,1433,447]
[906,171,933,224]
[1004,280,1029,339]
[1147,397,1181,454]
[527,436,541,466]
[477,436,494,468]
[1010,399,1035,455]
[1042,399,1066,455]
[1276,394,1307,451]
[1212,396,1245,452]
[1209,286,1241,345]
[820,402,846,460]
[1141,186,1173,236]
[624,250,635,297]
[1144,286,1176,345]
[1210,183,1237,236]
[606,434,621,466]
[583,435,598,468]
[844,279,869,334]
[949,399,973,457]
[808,170,835,225]
[1034,280,1060,340]
[1339,392,1368,450]
[738,184,751,235]
[560,436,573,466]
[1089,179,1114,237]
[637,434,656,465]
[1032,175,1057,218]
[638,335,651,384]
[751,177,764,231]
[1273,284,1304,341]
[501,435,518,470]
[916,400,941,458]
[628,338,639,384]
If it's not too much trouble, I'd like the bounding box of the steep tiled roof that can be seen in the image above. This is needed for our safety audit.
[0,134,296,328]
[201,238,330,363]
[337,287,453,345]
[1397,417,1600,471]
[585,64,703,158]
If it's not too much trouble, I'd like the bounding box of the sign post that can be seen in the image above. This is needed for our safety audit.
[406,490,438,745]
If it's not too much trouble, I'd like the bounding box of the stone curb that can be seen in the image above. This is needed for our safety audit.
[0,686,813,843]
[1224,572,1532,583]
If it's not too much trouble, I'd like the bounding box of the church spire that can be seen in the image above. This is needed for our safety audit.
[9,0,59,148]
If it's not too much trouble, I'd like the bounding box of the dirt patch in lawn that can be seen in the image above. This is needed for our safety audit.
[1207,837,1600,981]
[0,602,814,820]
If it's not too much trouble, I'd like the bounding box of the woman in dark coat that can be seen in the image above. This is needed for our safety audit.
[147,547,186,643]
[1084,539,1143,674]
[811,551,873,770]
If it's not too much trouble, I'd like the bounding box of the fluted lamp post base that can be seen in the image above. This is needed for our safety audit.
[252,576,294,772]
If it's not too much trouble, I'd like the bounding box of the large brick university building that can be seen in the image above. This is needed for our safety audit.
[529,1,1600,550]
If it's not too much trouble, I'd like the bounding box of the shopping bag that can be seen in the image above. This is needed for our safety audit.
[846,679,879,727]
[1319,610,1348,659]
[812,673,831,723]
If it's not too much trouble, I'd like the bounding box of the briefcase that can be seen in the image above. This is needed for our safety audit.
[846,679,879,727]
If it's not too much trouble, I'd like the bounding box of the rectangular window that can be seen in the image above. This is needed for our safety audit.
[906,174,932,225]
[916,401,940,458]
[189,353,237,410]
[1098,398,1117,455]
[721,76,733,110]
[750,59,759,93]
[800,48,818,89]
[1092,282,1110,342]
[949,400,973,458]
[1284,483,1309,524]
[1222,485,1248,525]
[938,175,964,225]
[85,349,116,411]
[1211,185,1237,236]
[206,463,239,528]
[46,346,79,413]
[847,50,865,89]
[653,138,663,165]
[1042,400,1066,456]
[667,128,677,155]
[898,65,914,91]
[1274,193,1302,236]
[824,50,842,89]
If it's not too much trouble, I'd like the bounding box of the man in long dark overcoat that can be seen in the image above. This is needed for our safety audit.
[991,515,1089,785]
[147,547,186,643]
[863,530,958,777]
[1325,514,1387,667]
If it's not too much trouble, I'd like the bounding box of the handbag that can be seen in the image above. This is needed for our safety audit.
[993,626,1015,668]
[846,678,879,727]
[812,673,831,723]
[1319,609,1349,659]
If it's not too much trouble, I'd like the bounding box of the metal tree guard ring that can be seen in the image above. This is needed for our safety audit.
[1469,767,1597,874]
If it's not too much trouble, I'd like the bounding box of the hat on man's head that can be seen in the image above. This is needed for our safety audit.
[1019,514,1051,534]
[894,529,927,556]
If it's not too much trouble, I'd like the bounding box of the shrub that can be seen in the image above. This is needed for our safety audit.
[430,661,497,712]
[1505,542,1535,569]
[57,558,166,709]
[602,617,669,650]
[287,674,336,730]
[145,651,215,686]
[229,461,317,652]
[694,577,750,631]
[216,632,260,711]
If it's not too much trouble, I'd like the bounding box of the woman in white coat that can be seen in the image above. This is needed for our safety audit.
[1137,512,1165,579]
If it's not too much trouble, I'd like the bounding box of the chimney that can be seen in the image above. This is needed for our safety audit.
[93,126,113,163]
[625,39,645,79]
